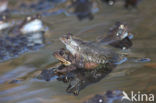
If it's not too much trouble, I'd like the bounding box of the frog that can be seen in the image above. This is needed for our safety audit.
[37,44,118,95]
[53,48,102,74]
[97,22,133,50]
[60,33,127,67]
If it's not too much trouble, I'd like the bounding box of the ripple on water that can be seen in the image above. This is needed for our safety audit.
[0,66,35,84]
[0,88,49,103]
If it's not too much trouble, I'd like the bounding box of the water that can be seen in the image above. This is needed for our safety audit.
[0,0,156,103]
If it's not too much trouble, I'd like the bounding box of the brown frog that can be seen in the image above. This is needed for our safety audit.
[97,22,133,49]
[53,48,99,73]
[60,33,127,67]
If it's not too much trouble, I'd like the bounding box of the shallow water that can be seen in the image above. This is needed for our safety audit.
[0,0,156,103]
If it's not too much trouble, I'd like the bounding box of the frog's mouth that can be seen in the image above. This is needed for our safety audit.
[60,34,80,55]
[53,51,71,66]
[60,34,72,45]
[116,24,128,39]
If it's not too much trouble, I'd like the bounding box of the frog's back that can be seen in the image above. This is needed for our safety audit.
[79,42,126,64]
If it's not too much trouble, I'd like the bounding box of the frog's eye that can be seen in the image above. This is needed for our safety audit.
[60,51,65,56]
[66,33,73,39]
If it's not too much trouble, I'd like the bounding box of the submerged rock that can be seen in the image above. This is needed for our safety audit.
[84,90,123,103]
[0,15,46,62]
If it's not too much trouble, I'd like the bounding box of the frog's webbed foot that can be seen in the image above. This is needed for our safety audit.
[57,72,75,83]
[66,78,81,96]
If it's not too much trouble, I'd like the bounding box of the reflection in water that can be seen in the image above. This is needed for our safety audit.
[0,66,35,84]
[38,62,115,95]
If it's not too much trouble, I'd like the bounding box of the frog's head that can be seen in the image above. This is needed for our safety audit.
[60,33,83,55]
[53,48,71,66]
[115,22,128,39]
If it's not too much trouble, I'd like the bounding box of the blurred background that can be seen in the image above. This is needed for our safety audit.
[0,0,156,103]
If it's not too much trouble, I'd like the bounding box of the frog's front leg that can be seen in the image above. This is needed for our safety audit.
[56,65,77,73]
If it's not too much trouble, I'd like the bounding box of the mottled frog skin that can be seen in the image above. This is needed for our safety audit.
[60,33,127,65]
[53,48,101,73]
